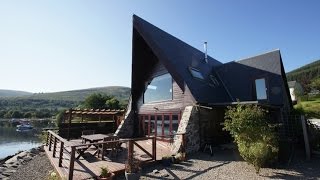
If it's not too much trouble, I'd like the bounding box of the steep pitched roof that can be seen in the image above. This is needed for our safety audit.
[132,15,231,103]
[216,50,292,107]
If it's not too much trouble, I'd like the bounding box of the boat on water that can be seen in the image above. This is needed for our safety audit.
[16,124,33,132]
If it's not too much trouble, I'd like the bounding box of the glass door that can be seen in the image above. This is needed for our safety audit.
[139,113,180,140]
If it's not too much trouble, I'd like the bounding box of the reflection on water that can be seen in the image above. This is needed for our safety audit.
[0,119,55,159]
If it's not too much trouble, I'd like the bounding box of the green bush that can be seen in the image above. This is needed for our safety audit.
[223,104,278,173]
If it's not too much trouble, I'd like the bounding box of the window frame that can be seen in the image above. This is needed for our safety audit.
[255,78,268,100]
[189,67,205,80]
[143,73,173,104]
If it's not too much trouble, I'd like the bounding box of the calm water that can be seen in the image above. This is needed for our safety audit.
[0,119,55,159]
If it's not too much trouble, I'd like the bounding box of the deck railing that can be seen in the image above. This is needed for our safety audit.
[45,130,186,180]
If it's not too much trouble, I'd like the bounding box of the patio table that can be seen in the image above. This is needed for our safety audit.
[81,134,110,156]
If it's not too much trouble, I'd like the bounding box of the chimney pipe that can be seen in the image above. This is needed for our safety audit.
[204,42,208,63]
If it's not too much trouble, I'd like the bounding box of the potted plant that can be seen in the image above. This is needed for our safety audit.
[97,166,114,180]
[125,157,141,180]
[161,155,173,166]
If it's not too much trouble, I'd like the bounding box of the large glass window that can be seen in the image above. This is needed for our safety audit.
[255,78,267,100]
[144,73,172,103]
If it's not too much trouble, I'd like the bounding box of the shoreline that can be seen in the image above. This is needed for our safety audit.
[0,145,53,179]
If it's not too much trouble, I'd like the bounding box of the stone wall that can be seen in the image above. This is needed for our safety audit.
[114,110,134,138]
[172,106,200,154]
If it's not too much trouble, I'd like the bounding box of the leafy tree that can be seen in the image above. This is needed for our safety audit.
[223,104,278,173]
[24,112,33,118]
[106,97,120,109]
[82,93,121,109]
[311,77,320,91]
[83,93,108,109]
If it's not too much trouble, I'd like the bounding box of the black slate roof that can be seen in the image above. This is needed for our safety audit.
[215,50,291,106]
[132,15,291,108]
[133,15,231,103]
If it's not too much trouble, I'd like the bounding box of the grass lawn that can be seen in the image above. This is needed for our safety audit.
[295,97,320,118]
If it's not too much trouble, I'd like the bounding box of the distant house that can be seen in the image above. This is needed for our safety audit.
[116,15,292,153]
[288,81,303,102]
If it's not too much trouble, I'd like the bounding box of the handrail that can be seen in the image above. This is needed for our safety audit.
[48,130,68,143]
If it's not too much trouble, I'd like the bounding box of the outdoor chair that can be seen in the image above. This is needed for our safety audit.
[97,136,118,160]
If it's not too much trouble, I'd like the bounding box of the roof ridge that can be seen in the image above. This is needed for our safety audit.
[235,49,280,63]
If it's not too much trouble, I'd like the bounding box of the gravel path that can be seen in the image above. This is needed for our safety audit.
[6,147,320,180]
[9,152,54,180]
[117,148,320,180]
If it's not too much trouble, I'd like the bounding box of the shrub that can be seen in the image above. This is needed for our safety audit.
[223,104,278,173]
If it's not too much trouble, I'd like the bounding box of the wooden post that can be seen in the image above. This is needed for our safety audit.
[48,133,52,151]
[301,115,311,160]
[68,109,72,141]
[128,140,134,163]
[69,146,76,180]
[152,136,156,160]
[53,137,57,157]
[46,131,49,146]
[58,141,64,167]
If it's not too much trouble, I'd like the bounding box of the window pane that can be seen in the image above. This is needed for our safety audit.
[189,68,204,79]
[164,115,170,136]
[144,116,149,135]
[255,78,267,100]
[150,115,156,135]
[144,73,172,103]
[172,115,179,134]
[156,115,163,136]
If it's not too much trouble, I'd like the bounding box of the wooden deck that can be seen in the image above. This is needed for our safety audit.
[44,137,172,180]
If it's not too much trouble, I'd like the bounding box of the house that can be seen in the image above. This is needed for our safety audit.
[116,15,292,153]
[288,81,303,103]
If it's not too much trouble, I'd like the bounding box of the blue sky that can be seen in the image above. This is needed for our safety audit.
[0,0,319,93]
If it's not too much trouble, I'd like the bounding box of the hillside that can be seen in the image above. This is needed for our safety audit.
[286,59,320,92]
[0,89,32,97]
[22,86,130,102]
[0,86,130,119]
[286,59,320,82]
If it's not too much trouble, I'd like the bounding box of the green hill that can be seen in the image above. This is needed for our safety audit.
[0,86,130,119]
[24,86,130,102]
[286,59,320,92]
[286,59,320,82]
[0,89,32,97]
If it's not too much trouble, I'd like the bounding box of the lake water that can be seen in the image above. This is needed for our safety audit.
[0,119,55,159]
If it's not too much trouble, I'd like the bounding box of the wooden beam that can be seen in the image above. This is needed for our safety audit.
[58,141,64,167]
[152,136,156,160]
[69,147,76,180]
[301,115,311,160]
[133,141,153,158]
[128,140,134,165]
[53,137,57,157]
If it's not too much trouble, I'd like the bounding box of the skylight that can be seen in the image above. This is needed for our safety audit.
[189,67,204,80]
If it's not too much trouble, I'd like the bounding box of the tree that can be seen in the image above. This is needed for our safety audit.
[311,77,320,91]
[82,93,121,109]
[223,104,278,173]
[83,93,108,109]
[106,97,120,109]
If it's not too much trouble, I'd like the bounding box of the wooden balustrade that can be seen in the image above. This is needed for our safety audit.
[45,130,186,180]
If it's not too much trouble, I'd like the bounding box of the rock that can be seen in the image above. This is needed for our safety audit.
[23,156,33,162]
[161,173,169,177]
[30,148,40,154]
[2,169,16,176]
[4,156,18,164]
[152,169,160,174]
[16,151,28,158]
[0,174,7,179]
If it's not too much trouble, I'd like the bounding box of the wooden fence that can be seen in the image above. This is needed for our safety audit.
[45,130,186,180]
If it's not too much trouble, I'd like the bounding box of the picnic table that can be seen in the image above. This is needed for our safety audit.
[81,134,110,144]
[81,134,111,156]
